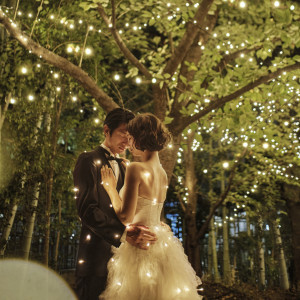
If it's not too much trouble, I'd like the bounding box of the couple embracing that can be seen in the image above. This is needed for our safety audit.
[73,108,202,300]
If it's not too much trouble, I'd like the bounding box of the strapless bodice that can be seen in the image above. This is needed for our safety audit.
[119,188,164,226]
[132,197,164,226]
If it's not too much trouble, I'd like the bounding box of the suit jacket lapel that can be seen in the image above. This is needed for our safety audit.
[97,146,125,192]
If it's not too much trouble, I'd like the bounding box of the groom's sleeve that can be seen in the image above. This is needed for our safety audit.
[74,153,125,247]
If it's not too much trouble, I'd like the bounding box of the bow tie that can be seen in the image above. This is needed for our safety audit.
[106,156,124,164]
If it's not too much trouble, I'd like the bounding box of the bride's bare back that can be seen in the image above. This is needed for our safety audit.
[136,160,168,203]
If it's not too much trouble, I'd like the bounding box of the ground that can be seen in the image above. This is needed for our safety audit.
[201,281,299,300]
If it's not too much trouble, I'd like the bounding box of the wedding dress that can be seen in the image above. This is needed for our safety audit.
[99,191,202,300]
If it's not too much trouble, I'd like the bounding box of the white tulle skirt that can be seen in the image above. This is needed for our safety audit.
[99,225,202,300]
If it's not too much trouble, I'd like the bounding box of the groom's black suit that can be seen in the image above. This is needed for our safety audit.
[73,146,126,300]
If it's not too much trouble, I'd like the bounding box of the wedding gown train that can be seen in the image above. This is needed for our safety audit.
[99,194,202,300]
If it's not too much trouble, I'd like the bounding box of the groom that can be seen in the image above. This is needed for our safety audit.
[73,108,157,300]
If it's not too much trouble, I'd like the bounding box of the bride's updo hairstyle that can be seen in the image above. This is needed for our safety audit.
[127,113,172,151]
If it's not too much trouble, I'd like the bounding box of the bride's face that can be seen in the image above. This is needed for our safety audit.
[128,135,143,156]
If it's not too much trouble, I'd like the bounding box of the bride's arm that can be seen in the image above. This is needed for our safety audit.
[101,164,140,225]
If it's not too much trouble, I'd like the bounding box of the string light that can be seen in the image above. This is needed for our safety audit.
[239,1,246,8]
[85,47,92,55]
[223,162,229,169]
[274,1,280,7]
[262,142,269,149]
[21,67,28,74]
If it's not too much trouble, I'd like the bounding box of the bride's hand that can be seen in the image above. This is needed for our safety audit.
[101,165,117,193]
[121,158,130,169]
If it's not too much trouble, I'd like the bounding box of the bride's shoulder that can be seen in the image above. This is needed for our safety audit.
[126,162,144,173]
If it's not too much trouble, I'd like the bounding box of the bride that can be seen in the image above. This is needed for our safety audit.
[100,113,202,300]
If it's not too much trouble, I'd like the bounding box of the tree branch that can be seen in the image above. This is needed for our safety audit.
[0,9,118,112]
[172,62,300,135]
[163,0,214,77]
[213,38,281,73]
[177,193,187,213]
[213,45,262,73]
[98,4,152,79]
[196,148,247,239]
[0,92,11,131]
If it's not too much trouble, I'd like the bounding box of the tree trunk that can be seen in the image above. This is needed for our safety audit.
[159,134,181,182]
[54,196,61,270]
[183,130,201,275]
[210,217,221,282]
[43,97,63,266]
[257,217,266,289]
[20,114,43,259]
[21,183,40,259]
[246,213,254,280]
[0,92,10,144]
[208,224,213,279]
[222,205,231,285]
[0,198,18,257]
[283,182,300,293]
[272,219,289,290]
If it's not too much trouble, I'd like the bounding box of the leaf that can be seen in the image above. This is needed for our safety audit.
[149,18,155,26]
[164,116,173,125]
[179,75,187,85]
[293,55,300,62]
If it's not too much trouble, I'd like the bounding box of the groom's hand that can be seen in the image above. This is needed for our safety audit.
[125,224,157,250]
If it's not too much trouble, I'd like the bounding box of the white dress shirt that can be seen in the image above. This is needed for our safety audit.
[101,143,120,179]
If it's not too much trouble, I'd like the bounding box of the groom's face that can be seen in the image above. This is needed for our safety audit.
[104,123,129,155]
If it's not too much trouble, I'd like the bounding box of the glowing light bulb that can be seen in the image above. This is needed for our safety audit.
[223,162,229,169]
[21,67,27,74]
[95,118,99,124]
[135,77,142,84]
[85,47,92,55]
[28,95,34,101]
[78,259,84,264]
[152,78,157,83]
[243,142,248,147]
[86,234,91,241]
[67,46,73,53]
[274,1,280,7]
[203,169,208,174]
[146,272,151,277]
[114,74,120,81]
[10,98,16,104]
[263,143,269,149]
[54,73,59,79]
[239,1,246,8]
[72,96,77,102]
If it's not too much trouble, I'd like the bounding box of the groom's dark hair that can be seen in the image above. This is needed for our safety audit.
[104,108,135,134]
